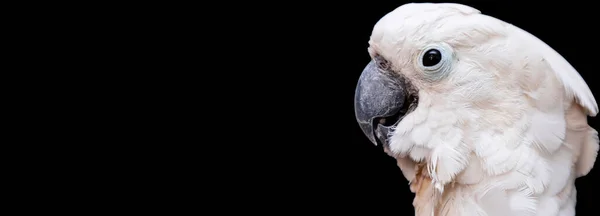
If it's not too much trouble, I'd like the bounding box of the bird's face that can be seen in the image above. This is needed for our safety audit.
[354,3,516,157]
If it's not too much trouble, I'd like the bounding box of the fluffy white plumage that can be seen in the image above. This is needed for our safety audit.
[368,3,598,216]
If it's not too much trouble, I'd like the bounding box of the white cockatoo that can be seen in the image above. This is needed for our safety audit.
[354,3,598,216]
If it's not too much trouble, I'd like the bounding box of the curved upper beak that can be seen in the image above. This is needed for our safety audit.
[354,60,407,146]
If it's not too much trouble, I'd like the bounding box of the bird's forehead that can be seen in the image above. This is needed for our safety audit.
[368,3,481,58]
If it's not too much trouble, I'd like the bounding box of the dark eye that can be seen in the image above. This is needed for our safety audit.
[422,49,442,67]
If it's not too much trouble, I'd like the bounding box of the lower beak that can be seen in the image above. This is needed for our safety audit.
[354,60,408,146]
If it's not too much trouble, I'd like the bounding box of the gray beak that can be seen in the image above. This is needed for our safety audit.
[354,60,411,147]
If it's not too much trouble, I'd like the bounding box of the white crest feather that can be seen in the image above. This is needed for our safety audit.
[510,25,598,116]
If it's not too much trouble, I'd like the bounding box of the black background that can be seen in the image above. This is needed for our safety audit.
[258,0,600,214]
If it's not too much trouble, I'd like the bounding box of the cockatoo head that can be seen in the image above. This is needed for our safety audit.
[354,3,597,160]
